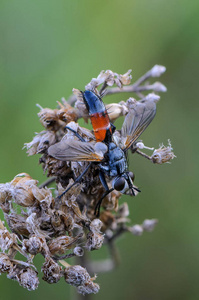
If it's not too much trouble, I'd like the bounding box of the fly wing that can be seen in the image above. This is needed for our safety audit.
[48,139,106,162]
[121,99,157,150]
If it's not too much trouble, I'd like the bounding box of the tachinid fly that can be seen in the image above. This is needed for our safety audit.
[48,90,157,216]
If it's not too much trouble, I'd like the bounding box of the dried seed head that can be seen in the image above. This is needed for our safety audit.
[0,253,13,273]
[85,231,104,251]
[0,183,12,213]
[64,265,90,287]
[58,182,88,222]
[37,106,59,130]
[10,173,34,185]
[31,185,53,205]
[36,131,57,154]
[10,173,38,207]
[142,219,158,232]
[22,235,43,255]
[60,212,75,234]
[48,235,82,255]
[5,213,30,237]
[0,222,18,252]
[25,213,41,236]
[85,69,132,91]
[8,266,39,291]
[57,100,79,123]
[42,257,62,284]
[12,186,35,207]
[151,140,176,164]
[0,183,12,203]
[0,66,170,293]
[24,130,57,156]
[77,280,100,295]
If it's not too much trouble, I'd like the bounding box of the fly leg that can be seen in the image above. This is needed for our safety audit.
[95,170,114,217]
[65,126,86,142]
[56,162,92,208]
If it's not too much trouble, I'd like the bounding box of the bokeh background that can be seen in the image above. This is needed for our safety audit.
[0,0,199,299]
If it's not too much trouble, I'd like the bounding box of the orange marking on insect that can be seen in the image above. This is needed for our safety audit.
[90,112,112,142]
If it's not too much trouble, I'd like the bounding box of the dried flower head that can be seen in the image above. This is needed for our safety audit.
[0,65,175,295]
[151,140,176,164]
[42,257,62,284]
[8,265,39,291]
[0,253,14,273]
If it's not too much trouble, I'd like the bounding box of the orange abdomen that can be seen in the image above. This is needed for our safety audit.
[90,112,112,142]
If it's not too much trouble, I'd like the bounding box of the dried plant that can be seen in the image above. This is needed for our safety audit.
[0,66,175,297]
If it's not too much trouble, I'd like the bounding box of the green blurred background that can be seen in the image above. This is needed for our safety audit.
[0,0,198,299]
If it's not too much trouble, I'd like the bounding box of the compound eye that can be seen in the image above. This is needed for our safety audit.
[114,177,126,191]
[129,172,135,182]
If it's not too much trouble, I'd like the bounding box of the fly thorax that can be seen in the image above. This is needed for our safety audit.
[108,143,128,176]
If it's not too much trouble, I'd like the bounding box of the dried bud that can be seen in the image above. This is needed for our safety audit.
[117,69,132,85]
[64,265,90,287]
[128,225,143,236]
[90,219,103,233]
[150,82,167,92]
[73,247,84,257]
[142,219,158,232]
[106,103,128,122]
[143,93,160,103]
[150,65,166,77]
[8,266,39,291]
[0,253,13,273]
[136,142,154,151]
[151,140,176,164]
[42,257,62,284]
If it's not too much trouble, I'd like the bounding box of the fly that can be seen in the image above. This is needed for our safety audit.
[48,90,157,216]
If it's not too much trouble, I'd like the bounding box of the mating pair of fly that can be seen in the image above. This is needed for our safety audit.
[48,90,157,216]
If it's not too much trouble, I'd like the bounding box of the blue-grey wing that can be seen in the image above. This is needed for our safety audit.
[121,99,157,150]
[48,139,106,162]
